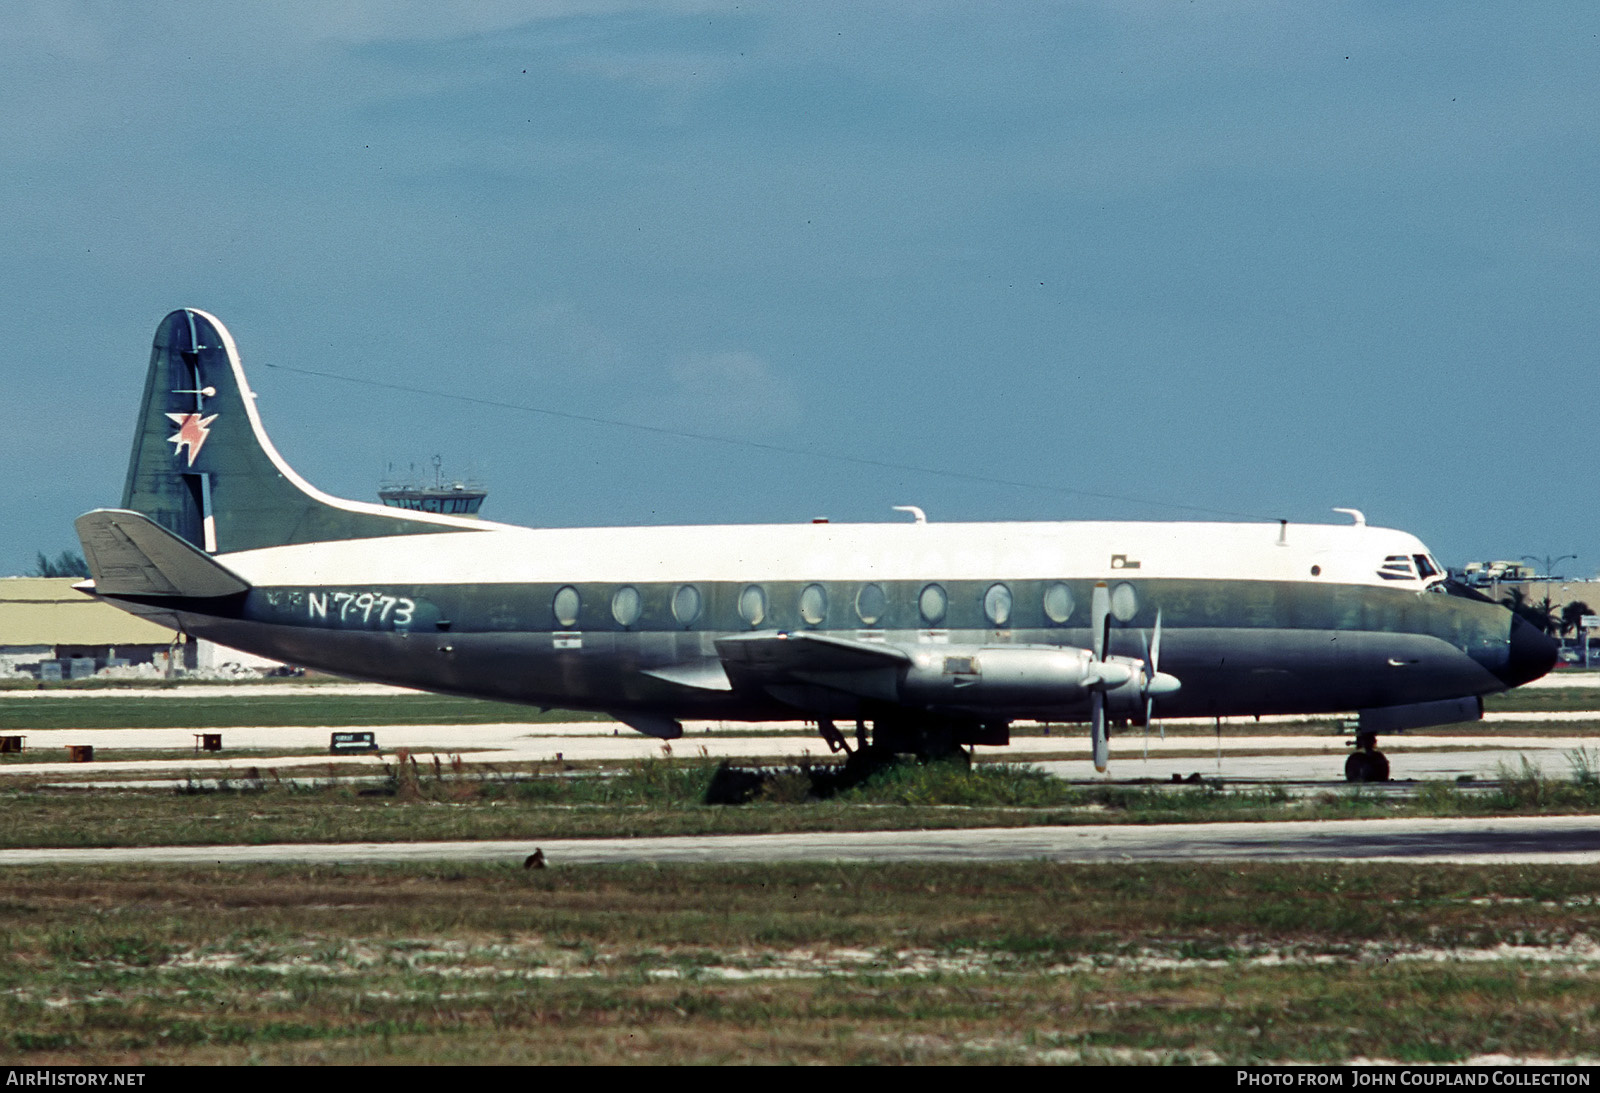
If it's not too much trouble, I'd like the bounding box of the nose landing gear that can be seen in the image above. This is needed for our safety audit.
[1345,732,1390,782]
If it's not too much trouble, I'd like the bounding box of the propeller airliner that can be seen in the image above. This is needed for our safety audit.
[75,310,1558,781]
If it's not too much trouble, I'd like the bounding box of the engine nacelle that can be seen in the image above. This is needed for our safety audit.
[900,644,1144,712]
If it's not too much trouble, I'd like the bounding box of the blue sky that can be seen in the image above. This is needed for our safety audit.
[4,2,1597,575]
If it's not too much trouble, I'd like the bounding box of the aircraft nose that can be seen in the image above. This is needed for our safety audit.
[1495,615,1560,689]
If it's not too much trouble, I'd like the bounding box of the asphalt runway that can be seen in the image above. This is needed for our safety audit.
[7,814,1600,868]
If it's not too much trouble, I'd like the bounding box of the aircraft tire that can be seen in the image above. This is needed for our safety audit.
[1344,750,1392,783]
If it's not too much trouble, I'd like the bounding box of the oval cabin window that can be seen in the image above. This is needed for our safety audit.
[672,584,702,626]
[611,585,642,628]
[919,583,947,625]
[1043,582,1075,624]
[738,584,767,627]
[1110,582,1139,622]
[983,583,1012,627]
[552,586,581,628]
[855,583,887,626]
[799,583,828,626]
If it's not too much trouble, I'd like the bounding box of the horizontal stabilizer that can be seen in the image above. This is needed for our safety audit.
[75,509,250,598]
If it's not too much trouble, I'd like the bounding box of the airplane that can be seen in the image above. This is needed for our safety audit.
[74,310,1558,783]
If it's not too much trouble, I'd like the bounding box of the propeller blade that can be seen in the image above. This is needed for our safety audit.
[1091,582,1110,662]
[1091,690,1108,772]
[1149,609,1164,742]
[1089,583,1114,772]
[1140,626,1152,758]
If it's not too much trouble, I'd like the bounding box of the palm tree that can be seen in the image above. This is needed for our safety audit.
[29,550,88,578]
[1562,601,1595,639]
[1502,587,1559,635]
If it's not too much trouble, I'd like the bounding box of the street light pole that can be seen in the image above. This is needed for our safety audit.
[1521,554,1578,658]
[1522,554,1577,580]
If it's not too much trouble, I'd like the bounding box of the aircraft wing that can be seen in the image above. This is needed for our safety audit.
[715,631,911,675]
[715,631,912,708]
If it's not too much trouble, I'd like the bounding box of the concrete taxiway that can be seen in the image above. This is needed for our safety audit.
[6,814,1600,868]
[5,720,1598,786]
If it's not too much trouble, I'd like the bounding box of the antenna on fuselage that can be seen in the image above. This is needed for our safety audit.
[892,505,927,524]
[1333,508,1367,526]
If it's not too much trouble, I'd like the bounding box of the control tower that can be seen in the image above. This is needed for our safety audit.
[378,455,487,518]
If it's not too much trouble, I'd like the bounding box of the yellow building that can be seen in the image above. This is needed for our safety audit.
[0,577,185,677]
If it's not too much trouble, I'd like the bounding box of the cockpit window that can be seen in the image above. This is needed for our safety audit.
[1377,555,1417,581]
[1381,552,1446,586]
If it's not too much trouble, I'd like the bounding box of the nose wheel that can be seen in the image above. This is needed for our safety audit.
[1345,732,1390,782]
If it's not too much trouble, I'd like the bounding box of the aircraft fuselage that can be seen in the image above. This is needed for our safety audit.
[103,518,1540,730]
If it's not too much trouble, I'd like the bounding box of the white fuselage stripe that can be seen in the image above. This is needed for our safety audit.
[217,520,1437,590]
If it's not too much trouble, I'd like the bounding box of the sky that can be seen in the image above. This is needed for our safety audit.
[3,2,1597,576]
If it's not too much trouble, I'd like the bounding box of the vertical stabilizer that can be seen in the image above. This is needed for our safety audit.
[120,309,479,554]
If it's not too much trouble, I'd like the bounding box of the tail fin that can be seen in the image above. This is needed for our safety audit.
[117,309,479,554]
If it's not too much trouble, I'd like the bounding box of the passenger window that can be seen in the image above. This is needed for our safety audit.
[1110,582,1139,621]
[611,585,641,628]
[1043,582,1074,624]
[552,586,581,628]
[983,583,1012,626]
[856,583,887,626]
[799,583,828,626]
[672,584,701,626]
[738,584,767,627]
[919,583,947,625]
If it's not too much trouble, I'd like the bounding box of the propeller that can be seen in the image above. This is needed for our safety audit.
[1085,584,1174,772]
[1139,610,1181,757]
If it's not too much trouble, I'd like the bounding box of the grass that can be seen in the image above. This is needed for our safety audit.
[3,860,1600,1064]
[6,683,1599,1063]
[1487,687,1600,714]
[1,752,1599,849]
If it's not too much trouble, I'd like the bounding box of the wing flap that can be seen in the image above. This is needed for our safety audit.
[715,631,911,677]
[715,631,911,706]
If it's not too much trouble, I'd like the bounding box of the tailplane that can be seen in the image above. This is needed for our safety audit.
[76,510,249,598]
[114,309,480,555]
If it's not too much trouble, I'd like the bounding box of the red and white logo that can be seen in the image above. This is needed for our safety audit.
[166,412,218,467]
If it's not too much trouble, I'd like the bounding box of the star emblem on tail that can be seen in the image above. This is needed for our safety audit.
[166,412,218,466]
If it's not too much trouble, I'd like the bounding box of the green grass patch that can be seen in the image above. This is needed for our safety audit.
[3,860,1600,1064]
[3,752,1600,849]
[1486,686,1600,714]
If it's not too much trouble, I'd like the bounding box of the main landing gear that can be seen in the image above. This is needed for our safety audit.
[706,715,992,804]
[1344,732,1390,783]
[818,715,994,780]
